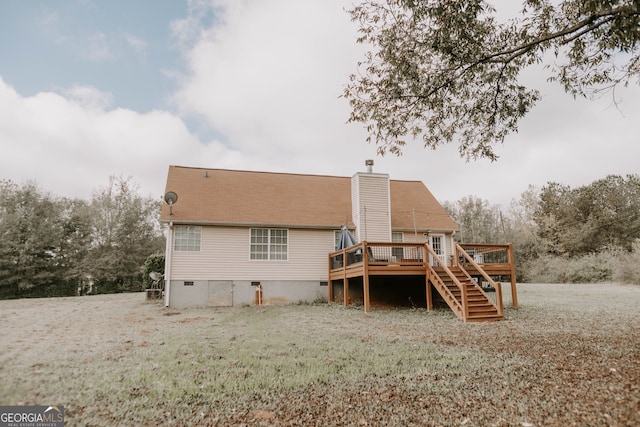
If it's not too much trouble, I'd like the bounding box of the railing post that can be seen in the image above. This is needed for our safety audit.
[454,244,459,268]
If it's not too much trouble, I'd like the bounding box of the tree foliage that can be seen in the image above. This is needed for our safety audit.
[444,196,504,243]
[443,174,640,282]
[0,181,90,297]
[345,0,640,160]
[0,177,164,299]
[535,174,640,257]
[85,176,164,294]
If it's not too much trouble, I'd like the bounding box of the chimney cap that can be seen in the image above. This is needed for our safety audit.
[365,159,374,173]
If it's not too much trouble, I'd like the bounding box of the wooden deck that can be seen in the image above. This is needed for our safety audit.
[328,242,517,322]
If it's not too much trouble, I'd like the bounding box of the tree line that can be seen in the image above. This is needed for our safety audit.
[0,176,164,299]
[444,174,640,284]
[2,172,637,300]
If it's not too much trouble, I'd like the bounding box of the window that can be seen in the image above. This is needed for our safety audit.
[174,226,201,251]
[334,230,341,250]
[334,228,357,250]
[251,229,288,260]
[392,232,404,259]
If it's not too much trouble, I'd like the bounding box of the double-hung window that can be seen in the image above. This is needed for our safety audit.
[174,225,201,251]
[250,228,288,260]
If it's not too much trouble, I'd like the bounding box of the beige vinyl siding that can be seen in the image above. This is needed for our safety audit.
[170,226,335,281]
[400,232,423,244]
[443,234,454,265]
[351,173,391,242]
[393,231,455,265]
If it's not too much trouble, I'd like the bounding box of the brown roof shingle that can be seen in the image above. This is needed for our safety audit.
[160,166,458,231]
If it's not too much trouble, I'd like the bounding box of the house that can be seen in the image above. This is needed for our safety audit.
[159,164,465,309]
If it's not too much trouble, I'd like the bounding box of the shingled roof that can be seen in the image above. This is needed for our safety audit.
[160,166,458,232]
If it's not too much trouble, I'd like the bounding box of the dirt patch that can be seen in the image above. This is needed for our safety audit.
[177,316,212,323]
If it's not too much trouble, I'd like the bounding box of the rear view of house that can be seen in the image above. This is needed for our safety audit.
[159,164,462,309]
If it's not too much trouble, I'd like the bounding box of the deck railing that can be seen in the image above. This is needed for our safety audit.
[456,243,517,307]
[455,244,503,317]
[424,244,467,320]
[330,242,428,271]
[329,242,364,271]
[456,243,511,267]
[330,242,515,272]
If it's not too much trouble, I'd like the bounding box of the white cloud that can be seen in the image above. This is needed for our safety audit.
[170,0,218,48]
[62,85,113,110]
[0,78,241,199]
[124,33,148,54]
[173,0,378,175]
[83,32,114,62]
[36,8,145,63]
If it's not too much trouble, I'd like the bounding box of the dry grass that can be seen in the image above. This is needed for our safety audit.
[0,283,638,426]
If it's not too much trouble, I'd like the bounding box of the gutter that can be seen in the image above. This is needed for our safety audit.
[158,220,356,230]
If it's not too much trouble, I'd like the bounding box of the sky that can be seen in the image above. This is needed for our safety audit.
[0,0,638,208]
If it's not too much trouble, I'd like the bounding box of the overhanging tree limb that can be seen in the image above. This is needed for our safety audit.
[345,0,640,160]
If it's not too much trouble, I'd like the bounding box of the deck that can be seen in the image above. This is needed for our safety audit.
[328,242,517,321]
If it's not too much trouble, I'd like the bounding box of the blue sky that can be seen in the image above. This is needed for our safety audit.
[0,1,185,111]
[1,0,638,207]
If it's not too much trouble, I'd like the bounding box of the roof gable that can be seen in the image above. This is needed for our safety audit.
[160,166,458,231]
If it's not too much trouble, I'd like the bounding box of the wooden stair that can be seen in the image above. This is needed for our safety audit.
[431,266,503,322]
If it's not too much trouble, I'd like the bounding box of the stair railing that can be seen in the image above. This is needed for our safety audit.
[425,263,464,318]
[424,244,468,321]
[455,244,504,317]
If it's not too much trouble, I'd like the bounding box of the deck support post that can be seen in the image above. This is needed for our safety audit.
[343,279,349,308]
[508,243,518,307]
[425,257,433,310]
[362,241,370,313]
[342,250,349,307]
[363,275,370,313]
[426,280,433,311]
[328,255,334,303]
[327,278,333,302]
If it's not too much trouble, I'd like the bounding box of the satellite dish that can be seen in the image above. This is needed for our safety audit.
[164,191,178,205]
[149,271,162,281]
[164,191,178,216]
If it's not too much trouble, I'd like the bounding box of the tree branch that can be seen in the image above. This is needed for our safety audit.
[482,4,638,64]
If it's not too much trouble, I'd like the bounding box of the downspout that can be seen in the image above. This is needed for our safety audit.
[164,221,174,307]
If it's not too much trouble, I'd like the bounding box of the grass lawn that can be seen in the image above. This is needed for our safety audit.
[0,283,638,426]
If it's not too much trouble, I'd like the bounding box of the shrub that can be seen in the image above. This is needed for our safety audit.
[524,246,640,284]
[142,253,165,289]
[611,242,640,284]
